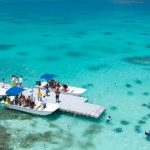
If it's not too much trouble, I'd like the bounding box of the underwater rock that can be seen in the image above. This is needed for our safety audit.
[126,41,134,45]
[110,106,118,111]
[138,120,146,125]
[113,128,123,133]
[134,125,142,133]
[135,80,142,85]
[17,52,28,56]
[143,92,149,96]
[0,125,12,150]
[146,114,150,118]
[78,140,95,149]
[42,33,51,37]
[103,32,114,35]
[0,44,15,51]
[142,103,148,107]
[0,108,32,120]
[123,56,150,66]
[145,44,150,49]
[66,51,84,58]
[120,120,130,126]
[82,83,94,88]
[20,128,74,149]
[142,116,147,120]
[88,64,109,71]
[125,84,132,88]
[127,91,134,96]
[146,136,150,142]
[83,124,102,137]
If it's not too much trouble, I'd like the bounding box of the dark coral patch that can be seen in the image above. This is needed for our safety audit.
[145,44,150,49]
[78,140,95,149]
[75,31,87,38]
[126,84,132,88]
[146,136,150,141]
[42,33,51,37]
[0,44,15,51]
[126,41,134,45]
[143,92,149,96]
[0,125,12,150]
[66,51,84,58]
[120,120,130,126]
[113,128,123,133]
[88,65,101,71]
[17,52,28,56]
[110,106,118,111]
[20,130,74,149]
[141,32,149,36]
[127,91,134,96]
[135,80,142,85]
[103,32,114,35]
[142,103,148,107]
[123,57,150,66]
[88,64,108,71]
[134,125,142,133]
[0,107,32,120]
[82,83,94,88]
[146,114,150,118]
[138,120,146,125]
[142,116,147,120]
[83,124,103,137]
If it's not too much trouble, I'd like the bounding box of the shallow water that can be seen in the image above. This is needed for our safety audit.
[0,0,150,149]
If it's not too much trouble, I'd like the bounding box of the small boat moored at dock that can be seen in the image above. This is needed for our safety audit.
[0,86,60,116]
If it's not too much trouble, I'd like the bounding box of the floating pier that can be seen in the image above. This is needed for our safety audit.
[1,83,106,119]
[25,88,106,119]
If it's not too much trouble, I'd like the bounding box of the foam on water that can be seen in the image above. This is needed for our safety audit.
[0,0,150,149]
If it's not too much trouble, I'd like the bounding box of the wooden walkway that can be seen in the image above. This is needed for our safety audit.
[1,83,106,119]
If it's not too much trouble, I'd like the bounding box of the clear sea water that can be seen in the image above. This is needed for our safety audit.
[0,0,150,149]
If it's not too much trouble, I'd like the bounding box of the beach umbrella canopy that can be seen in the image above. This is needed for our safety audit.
[6,87,25,96]
[40,73,56,80]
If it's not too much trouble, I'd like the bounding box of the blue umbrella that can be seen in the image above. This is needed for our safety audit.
[40,73,56,81]
[6,87,25,96]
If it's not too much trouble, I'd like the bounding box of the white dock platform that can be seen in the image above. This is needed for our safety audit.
[25,88,106,119]
[0,83,106,119]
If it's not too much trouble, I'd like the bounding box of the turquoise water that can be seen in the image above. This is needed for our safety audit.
[0,0,150,149]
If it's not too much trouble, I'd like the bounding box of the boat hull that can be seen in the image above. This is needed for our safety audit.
[4,104,58,116]
[38,82,87,96]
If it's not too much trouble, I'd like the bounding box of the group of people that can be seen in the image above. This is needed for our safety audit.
[37,86,60,103]
[11,75,23,87]
[47,80,69,92]
[1,75,23,88]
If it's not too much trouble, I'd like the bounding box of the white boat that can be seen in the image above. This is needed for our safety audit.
[38,82,87,96]
[4,103,59,116]
[0,86,59,116]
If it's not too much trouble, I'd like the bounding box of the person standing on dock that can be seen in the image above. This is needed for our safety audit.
[11,75,15,86]
[16,77,19,86]
[19,76,23,87]
[37,88,42,101]
[55,87,60,103]
[2,78,5,88]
